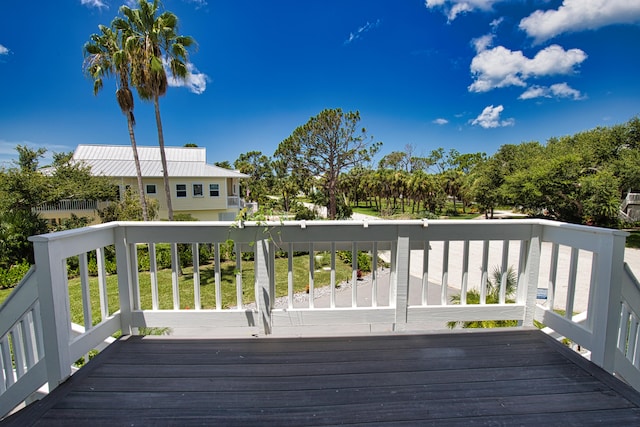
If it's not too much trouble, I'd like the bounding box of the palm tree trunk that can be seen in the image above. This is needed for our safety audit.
[127,114,149,221]
[154,95,174,220]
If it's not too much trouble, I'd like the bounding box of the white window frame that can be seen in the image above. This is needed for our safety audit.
[209,183,220,197]
[193,183,204,197]
[146,184,157,195]
[176,184,187,198]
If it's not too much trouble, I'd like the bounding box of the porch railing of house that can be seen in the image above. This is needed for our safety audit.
[33,199,99,212]
[227,196,241,207]
[1,219,640,417]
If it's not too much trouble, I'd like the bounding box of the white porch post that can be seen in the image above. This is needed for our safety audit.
[114,226,134,335]
[589,232,626,372]
[520,225,542,327]
[394,236,410,329]
[255,238,272,335]
[31,238,72,388]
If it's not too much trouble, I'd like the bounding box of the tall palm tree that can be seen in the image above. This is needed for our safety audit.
[115,0,195,220]
[83,24,150,221]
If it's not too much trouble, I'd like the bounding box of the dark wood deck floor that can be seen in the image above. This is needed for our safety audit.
[4,329,640,426]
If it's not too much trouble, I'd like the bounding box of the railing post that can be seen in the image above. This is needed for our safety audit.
[114,226,134,335]
[394,236,410,329]
[32,238,72,389]
[520,225,542,327]
[590,231,626,372]
[255,238,272,335]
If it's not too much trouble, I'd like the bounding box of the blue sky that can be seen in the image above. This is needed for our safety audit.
[1,0,640,168]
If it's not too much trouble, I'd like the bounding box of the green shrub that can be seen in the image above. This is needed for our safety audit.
[337,250,373,272]
[0,261,31,289]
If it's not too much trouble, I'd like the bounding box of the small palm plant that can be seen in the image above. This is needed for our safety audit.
[447,266,519,329]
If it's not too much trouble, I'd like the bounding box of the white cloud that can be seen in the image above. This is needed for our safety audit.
[489,17,504,30]
[469,44,587,92]
[519,83,585,100]
[433,118,449,125]
[80,0,108,9]
[182,0,208,9]
[344,19,382,45]
[472,34,494,52]
[471,105,514,128]
[425,0,503,21]
[0,44,8,55]
[520,0,640,43]
[166,62,209,95]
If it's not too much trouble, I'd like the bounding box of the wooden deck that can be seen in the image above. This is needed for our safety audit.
[4,329,640,426]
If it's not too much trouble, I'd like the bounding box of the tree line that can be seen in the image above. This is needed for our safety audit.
[233,112,640,228]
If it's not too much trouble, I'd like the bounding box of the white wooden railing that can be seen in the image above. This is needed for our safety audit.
[1,219,638,417]
[227,196,241,207]
[33,199,100,212]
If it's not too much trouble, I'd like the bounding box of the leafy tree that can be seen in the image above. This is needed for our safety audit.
[278,109,381,219]
[0,146,116,267]
[234,151,274,205]
[48,152,115,203]
[98,187,158,222]
[83,23,149,220]
[214,160,233,169]
[115,0,196,220]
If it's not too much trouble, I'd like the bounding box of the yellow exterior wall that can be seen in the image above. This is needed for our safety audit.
[37,177,242,224]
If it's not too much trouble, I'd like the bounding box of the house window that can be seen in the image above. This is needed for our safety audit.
[146,184,156,195]
[193,184,204,197]
[176,184,187,198]
[209,183,220,197]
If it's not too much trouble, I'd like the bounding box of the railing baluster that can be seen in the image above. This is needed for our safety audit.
[500,240,509,305]
[234,243,242,309]
[618,303,630,354]
[352,242,358,308]
[215,242,223,310]
[373,241,379,308]
[96,247,109,319]
[193,243,201,310]
[287,243,294,309]
[565,248,579,319]
[628,314,639,362]
[390,242,397,307]
[171,243,180,310]
[548,243,559,310]
[0,337,14,388]
[441,241,449,305]
[421,241,429,306]
[130,244,140,311]
[79,253,92,330]
[330,242,336,309]
[461,240,469,305]
[33,302,44,362]
[149,244,159,311]
[480,240,489,305]
[269,241,276,308]
[22,313,37,368]
[10,326,25,378]
[309,243,315,309]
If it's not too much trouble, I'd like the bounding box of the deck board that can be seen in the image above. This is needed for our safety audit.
[4,329,640,426]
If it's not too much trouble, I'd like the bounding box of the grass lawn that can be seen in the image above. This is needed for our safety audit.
[65,254,354,327]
